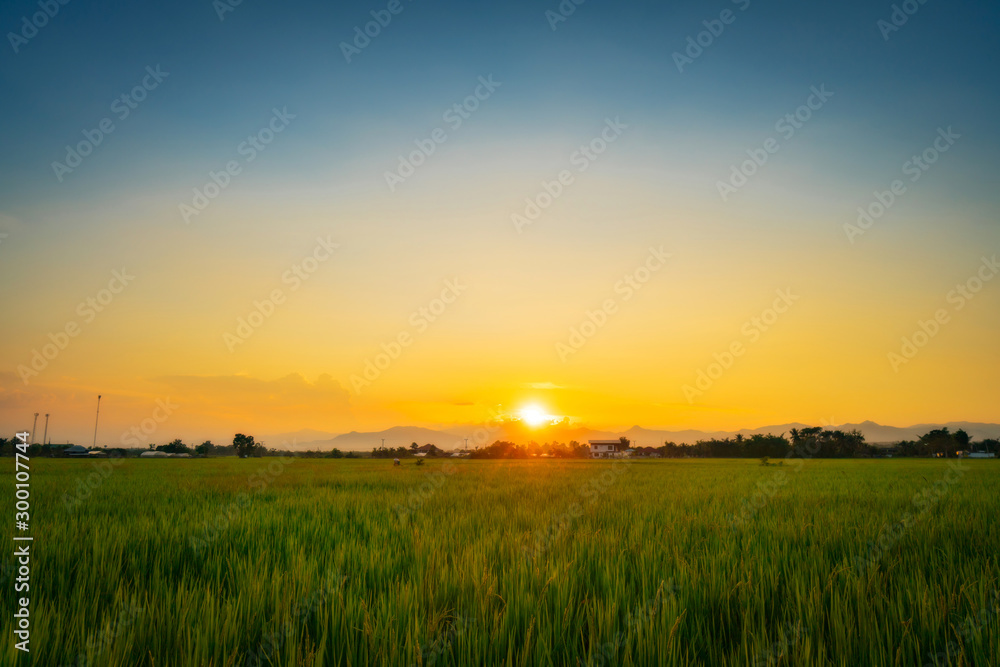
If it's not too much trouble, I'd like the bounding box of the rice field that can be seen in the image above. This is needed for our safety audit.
[2,457,999,666]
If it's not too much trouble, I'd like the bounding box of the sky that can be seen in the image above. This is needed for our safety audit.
[1,0,998,447]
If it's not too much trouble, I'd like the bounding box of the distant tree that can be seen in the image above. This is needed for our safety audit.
[410,442,418,452]
[919,428,954,458]
[954,429,971,452]
[195,440,215,456]
[659,441,682,458]
[157,439,191,455]
[618,437,631,452]
[147,443,155,451]
[328,448,344,459]
[979,439,1000,455]
[233,433,258,458]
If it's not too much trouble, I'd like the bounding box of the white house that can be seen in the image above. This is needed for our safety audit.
[967,452,996,459]
[589,440,620,459]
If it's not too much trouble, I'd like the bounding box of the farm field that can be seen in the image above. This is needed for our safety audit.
[3,457,999,666]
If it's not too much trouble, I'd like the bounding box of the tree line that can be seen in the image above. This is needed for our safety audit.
[3,426,996,459]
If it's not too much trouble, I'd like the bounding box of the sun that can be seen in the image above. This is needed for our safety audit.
[518,404,556,428]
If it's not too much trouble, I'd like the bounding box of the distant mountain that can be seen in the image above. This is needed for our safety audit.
[625,421,1000,446]
[835,421,1000,444]
[259,429,340,448]
[280,421,1000,451]
[297,426,463,452]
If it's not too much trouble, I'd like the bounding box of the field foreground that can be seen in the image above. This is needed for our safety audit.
[3,458,999,665]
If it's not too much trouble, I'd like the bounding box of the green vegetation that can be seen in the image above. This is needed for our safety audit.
[3,458,998,665]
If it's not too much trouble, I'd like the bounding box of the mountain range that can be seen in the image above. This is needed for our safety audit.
[260,421,1000,451]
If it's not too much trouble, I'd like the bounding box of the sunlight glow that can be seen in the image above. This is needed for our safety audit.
[518,404,557,428]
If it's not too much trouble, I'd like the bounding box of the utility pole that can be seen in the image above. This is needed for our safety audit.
[464,438,469,450]
[92,395,102,448]
[381,438,386,448]
[31,413,39,444]
[43,414,50,446]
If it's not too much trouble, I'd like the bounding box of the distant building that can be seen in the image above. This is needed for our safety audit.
[140,451,169,458]
[415,444,443,457]
[634,447,661,458]
[65,445,89,457]
[967,452,996,459]
[589,440,619,459]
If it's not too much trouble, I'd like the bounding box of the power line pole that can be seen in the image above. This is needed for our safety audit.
[31,413,39,444]
[43,414,50,446]
[92,395,102,448]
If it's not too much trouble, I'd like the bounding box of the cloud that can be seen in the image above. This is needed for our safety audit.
[522,382,565,390]
[149,373,352,414]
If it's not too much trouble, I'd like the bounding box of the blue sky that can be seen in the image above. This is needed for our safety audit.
[2,0,998,210]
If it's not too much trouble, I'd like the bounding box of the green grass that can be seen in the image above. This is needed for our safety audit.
[2,458,999,665]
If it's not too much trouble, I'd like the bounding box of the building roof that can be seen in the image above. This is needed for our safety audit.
[589,440,620,445]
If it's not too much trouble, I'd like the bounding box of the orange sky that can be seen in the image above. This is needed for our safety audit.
[2,170,997,446]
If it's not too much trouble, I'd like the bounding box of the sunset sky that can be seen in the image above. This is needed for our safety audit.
[1,0,998,446]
